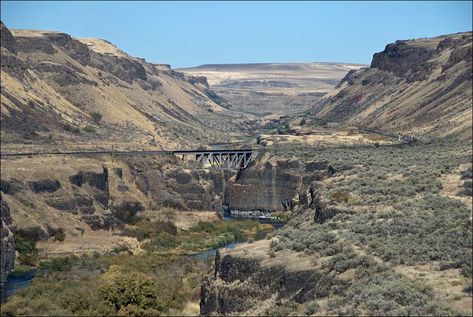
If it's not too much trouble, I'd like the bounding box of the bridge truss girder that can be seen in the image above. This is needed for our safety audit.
[195,152,253,170]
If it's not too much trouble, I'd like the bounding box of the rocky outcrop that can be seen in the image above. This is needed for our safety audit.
[228,159,334,213]
[185,75,209,88]
[0,195,15,286]
[0,179,24,195]
[69,167,109,207]
[46,32,91,66]
[126,156,234,212]
[1,21,16,53]
[90,53,147,83]
[28,179,61,193]
[371,40,437,82]
[200,246,338,315]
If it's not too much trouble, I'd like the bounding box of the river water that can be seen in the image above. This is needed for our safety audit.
[1,242,238,302]
[0,270,36,302]
[1,218,283,302]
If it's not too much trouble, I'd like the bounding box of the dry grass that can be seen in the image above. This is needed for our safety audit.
[36,229,141,257]
[140,210,220,231]
[440,163,473,213]
[260,129,394,147]
[395,264,472,316]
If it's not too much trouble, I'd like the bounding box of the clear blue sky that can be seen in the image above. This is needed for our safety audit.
[1,1,472,67]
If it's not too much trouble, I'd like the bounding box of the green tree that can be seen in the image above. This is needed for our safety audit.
[99,265,161,315]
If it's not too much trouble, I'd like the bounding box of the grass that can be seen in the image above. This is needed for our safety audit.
[10,265,36,277]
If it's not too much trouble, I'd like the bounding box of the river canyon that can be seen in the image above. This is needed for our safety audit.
[1,19,472,316]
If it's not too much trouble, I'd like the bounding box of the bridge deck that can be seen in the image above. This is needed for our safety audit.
[0,149,253,157]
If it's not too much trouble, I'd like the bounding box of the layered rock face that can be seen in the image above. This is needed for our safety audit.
[309,32,472,140]
[1,158,128,240]
[200,240,339,316]
[0,155,238,243]
[1,196,15,286]
[228,158,334,213]
[124,156,235,211]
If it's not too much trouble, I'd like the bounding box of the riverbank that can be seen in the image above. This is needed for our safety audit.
[0,216,276,315]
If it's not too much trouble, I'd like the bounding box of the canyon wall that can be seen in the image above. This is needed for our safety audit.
[307,32,472,140]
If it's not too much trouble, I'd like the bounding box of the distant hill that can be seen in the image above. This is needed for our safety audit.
[178,62,365,116]
[0,22,247,151]
[305,32,472,140]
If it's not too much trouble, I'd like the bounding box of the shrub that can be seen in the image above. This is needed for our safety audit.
[331,191,351,204]
[53,228,66,242]
[14,234,35,255]
[304,300,319,315]
[191,221,217,233]
[11,264,35,277]
[121,220,177,241]
[142,232,179,253]
[14,234,38,265]
[162,197,183,209]
[45,256,74,271]
[83,125,96,133]
[90,112,103,124]
[266,301,298,316]
[63,123,80,134]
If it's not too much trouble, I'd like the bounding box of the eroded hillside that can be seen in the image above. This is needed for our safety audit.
[303,32,472,140]
[1,22,249,151]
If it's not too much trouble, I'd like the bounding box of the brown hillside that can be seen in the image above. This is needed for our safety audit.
[0,22,247,151]
[307,32,472,140]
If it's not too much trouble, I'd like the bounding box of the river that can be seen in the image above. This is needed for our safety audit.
[1,217,283,302]
[0,269,36,303]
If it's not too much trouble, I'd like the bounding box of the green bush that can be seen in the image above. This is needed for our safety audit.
[14,234,35,255]
[14,234,38,266]
[142,232,179,253]
[11,265,35,277]
[90,111,103,124]
[41,256,75,271]
[121,220,177,241]
[83,125,96,133]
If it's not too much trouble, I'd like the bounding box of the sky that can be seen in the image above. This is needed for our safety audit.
[1,1,472,68]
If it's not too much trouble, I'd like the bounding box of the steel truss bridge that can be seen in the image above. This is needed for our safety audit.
[0,149,255,170]
[173,149,253,169]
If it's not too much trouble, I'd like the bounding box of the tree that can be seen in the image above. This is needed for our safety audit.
[99,265,161,315]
